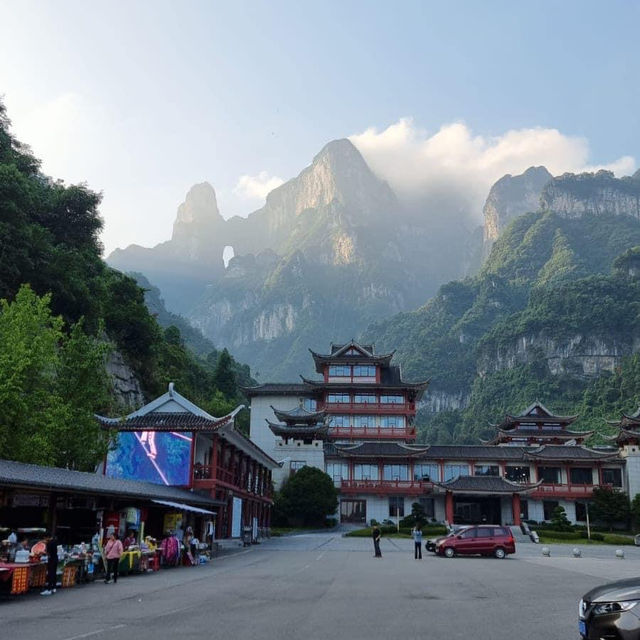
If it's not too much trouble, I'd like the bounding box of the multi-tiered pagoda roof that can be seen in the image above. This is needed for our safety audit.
[483,401,590,445]
[604,407,640,446]
[266,403,330,441]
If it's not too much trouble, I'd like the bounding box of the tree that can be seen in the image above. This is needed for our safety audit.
[550,505,572,532]
[213,348,236,398]
[590,487,630,531]
[631,494,640,532]
[277,466,338,527]
[0,285,110,469]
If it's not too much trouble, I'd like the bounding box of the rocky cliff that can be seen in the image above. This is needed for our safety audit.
[482,166,552,254]
[108,138,475,380]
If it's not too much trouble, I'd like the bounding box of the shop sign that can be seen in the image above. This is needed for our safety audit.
[163,512,182,534]
[11,493,49,507]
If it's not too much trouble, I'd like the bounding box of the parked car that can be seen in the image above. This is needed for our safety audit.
[579,577,640,639]
[425,526,464,553]
[435,525,515,558]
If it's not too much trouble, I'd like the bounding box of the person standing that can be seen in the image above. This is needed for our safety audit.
[104,532,124,584]
[41,532,58,596]
[372,524,382,558]
[412,525,423,559]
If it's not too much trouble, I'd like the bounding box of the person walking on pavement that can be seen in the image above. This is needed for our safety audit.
[372,524,382,558]
[40,532,58,595]
[104,531,124,584]
[412,525,423,559]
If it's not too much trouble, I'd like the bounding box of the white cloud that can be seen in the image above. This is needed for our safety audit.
[350,118,636,223]
[233,170,284,202]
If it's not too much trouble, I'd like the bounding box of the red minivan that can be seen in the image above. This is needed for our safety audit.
[435,525,516,559]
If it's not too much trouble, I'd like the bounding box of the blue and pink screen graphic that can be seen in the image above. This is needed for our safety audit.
[106,431,193,486]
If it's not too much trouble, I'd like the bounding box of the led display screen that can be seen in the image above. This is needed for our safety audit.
[106,431,193,486]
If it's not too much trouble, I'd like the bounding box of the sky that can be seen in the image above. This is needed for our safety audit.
[1,0,639,255]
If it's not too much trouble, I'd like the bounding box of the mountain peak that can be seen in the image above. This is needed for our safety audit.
[174,182,220,226]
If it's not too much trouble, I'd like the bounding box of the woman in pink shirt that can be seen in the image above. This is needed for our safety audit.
[104,532,124,584]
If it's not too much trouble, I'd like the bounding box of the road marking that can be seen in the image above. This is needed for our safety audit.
[63,625,125,640]
[316,550,327,561]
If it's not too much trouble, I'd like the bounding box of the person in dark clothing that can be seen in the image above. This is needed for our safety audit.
[41,533,58,595]
[372,524,382,558]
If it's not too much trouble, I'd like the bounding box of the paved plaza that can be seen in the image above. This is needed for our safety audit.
[3,532,640,640]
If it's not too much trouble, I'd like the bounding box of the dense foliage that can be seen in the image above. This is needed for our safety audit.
[0,100,253,468]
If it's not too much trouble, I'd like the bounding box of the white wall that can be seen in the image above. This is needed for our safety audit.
[622,448,640,501]
[273,439,325,488]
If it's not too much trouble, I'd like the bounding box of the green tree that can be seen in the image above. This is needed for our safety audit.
[550,505,572,532]
[213,348,236,398]
[590,487,630,531]
[277,466,338,527]
[630,494,640,532]
[0,285,110,469]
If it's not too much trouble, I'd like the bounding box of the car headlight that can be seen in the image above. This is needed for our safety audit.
[593,601,639,615]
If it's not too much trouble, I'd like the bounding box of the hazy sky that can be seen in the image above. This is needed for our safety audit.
[1,0,638,254]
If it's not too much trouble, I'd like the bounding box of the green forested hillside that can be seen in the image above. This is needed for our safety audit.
[0,102,251,468]
[367,178,640,444]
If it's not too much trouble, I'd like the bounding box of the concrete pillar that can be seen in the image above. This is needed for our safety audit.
[445,491,454,525]
[512,493,521,526]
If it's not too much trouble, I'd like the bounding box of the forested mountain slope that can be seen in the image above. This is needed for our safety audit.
[367,170,640,444]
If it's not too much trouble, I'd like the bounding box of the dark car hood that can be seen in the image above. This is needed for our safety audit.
[584,577,640,603]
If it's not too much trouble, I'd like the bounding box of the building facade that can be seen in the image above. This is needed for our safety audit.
[246,342,629,527]
[97,383,278,539]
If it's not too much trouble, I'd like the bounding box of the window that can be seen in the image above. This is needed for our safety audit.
[353,365,376,377]
[353,394,376,404]
[474,465,499,476]
[325,462,349,486]
[380,415,405,428]
[414,464,439,482]
[505,466,530,483]
[290,461,306,475]
[389,497,404,518]
[330,415,349,428]
[602,468,622,487]
[328,365,351,376]
[475,528,493,538]
[303,398,317,411]
[383,464,409,481]
[354,464,379,480]
[575,502,588,522]
[570,468,593,485]
[327,393,350,404]
[444,464,470,481]
[538,467,561,484]
[459,528,477,539]
[418,497,435,518]
[543,500,559,521]
[353,415,375,428]
[380,395,404,404]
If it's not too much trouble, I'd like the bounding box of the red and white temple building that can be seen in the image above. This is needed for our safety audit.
[246,341,631,527]
[96,383,278,539]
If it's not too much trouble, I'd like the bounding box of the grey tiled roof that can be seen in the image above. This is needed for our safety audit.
[525,445,619,460]
[438,475,539,494]
[421,445,527,460]
[330,442,429,458]
[0,459,223,507]
[241,383,311,397]
[96,412,233,431]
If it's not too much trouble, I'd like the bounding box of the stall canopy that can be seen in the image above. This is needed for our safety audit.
[151,500,215,515]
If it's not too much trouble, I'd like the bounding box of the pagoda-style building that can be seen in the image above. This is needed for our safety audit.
[246,342,626,527]
[484,401,591,446]
[605,408,640,447]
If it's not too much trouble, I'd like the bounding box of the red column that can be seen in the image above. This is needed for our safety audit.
[445,491,454,525]
[512,493,521,526]
[210,435,219,483]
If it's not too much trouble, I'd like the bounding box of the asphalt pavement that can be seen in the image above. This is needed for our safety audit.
[2,533,638,640]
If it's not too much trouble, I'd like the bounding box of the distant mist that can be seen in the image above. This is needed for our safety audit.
[350,118,635,227]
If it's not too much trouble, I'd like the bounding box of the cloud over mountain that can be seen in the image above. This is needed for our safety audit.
[233,170,285,202]
[350,118,636,223]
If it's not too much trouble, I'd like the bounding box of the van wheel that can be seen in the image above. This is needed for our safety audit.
[444,547,455,558]
[494,547,506,559]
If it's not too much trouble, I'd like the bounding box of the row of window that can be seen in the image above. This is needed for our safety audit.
[330,415,406,428]
[325,462,623,486]
[328,365,376,377]
[326,394,405,404]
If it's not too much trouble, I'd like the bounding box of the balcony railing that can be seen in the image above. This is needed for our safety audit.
[529,483,612,498]
[340,479,433,495]
[193,465,271,497]
[329,426,416,439]
[323,402,416,414]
